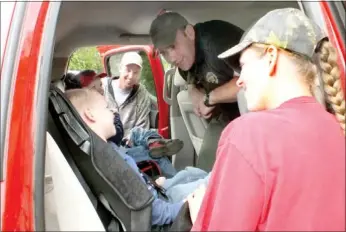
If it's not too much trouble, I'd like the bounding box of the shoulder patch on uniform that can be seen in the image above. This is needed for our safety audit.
[205,72,218,84]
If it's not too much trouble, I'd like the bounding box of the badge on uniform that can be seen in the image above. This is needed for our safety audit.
[205,72,218,84]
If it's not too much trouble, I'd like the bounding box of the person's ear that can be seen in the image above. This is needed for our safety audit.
[236,76,244,88]
[83,108,96,123]
[265,45,279,76]
[184,24,195,40]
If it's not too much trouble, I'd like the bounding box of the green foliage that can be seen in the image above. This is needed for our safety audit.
[160,56,171,72]
[68,46,166,99]
[139,51,156,97]
[68,47,103,73]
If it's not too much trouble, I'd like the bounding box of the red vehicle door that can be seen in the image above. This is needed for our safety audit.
[97,45,170,138]
[1,1,60,231]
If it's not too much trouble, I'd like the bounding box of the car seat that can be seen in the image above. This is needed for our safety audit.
[174,70,208,156]
[47,85,154,231]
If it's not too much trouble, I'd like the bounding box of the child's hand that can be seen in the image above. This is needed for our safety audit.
[187,184,206,224]
[155,176,166,186]
[125,134,133,146]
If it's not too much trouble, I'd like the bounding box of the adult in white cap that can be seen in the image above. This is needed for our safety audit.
[116,51,143,92]
[103,52,184,177]
[102,51,152,138]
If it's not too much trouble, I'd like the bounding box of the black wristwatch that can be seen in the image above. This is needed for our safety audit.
[204,92,213,107]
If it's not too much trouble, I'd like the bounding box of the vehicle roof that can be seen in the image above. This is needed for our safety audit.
[54,1,299,57]
[50,1,299,80]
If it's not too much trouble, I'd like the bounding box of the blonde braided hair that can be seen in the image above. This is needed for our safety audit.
[316,40,345,134]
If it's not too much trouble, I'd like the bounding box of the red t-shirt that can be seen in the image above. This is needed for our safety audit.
[192,97,345,231]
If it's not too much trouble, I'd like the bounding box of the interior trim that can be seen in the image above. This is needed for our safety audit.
[33,1,61,230]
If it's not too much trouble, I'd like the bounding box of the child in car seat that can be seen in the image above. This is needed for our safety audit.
[65,88,213,227]
[65,88,185,226]
[63,70,184,177]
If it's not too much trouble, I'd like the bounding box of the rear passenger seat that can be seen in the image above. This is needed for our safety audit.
[174,70,249,155]
[47,85,154,231]
[174,70,208,156]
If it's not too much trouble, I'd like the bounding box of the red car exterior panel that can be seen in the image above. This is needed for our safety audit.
[2,2,49,231]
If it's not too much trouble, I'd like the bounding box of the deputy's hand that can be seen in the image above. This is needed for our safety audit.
[188,85,204,117]
[198,101,215,119]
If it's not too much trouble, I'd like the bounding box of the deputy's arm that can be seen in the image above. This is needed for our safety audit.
[208,77,239,105]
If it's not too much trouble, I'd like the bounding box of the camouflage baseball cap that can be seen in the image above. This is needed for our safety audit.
[218,8,327,73]
[149,12,189,49]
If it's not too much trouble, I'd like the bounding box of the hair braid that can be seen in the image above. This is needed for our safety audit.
[316,40,345,134]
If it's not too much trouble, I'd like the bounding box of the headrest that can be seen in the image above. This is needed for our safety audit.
[49,88,91,154]
[51,79,65,92]
[173,68,187,87]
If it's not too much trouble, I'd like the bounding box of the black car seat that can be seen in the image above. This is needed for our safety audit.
[47,85,154,231]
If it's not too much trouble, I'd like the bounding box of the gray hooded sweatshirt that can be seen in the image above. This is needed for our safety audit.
[103,77,151,137]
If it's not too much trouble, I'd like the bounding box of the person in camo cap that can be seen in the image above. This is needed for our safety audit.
[150,11,244,171]
[187,8,345,231]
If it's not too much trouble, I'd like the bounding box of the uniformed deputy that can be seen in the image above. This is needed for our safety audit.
[149,12,244,170]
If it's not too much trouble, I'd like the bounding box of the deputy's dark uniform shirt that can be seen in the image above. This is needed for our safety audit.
[179,20,244,122]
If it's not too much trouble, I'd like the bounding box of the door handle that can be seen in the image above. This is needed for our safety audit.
[163,68,175,105]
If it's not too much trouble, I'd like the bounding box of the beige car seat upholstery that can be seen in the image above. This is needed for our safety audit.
[45,132,105,231]
[174,70,208,156]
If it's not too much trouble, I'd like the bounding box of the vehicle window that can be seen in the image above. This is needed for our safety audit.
[139,51,157,97]
[160,55,171,73]
[160,54,174,95]
[108,53,122,76]
[107,50,157,98]
[67,46,103,73]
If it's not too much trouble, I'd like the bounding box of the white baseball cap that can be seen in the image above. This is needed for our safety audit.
[120,52,143,68]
